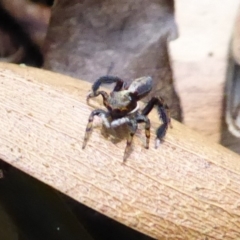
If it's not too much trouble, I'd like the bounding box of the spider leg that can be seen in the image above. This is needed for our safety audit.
[141,97,171,148]
[82,109,110,149]
[124,119,138,162]
[136,114,151,149]
[86,90,112,110]
[165,104,173,128]
[92,76,125,94]
[111,117,130,128]
[87,89,109,100]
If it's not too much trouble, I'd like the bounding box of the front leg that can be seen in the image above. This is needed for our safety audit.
[91,76,125,95]
[87,90,110,107]
[109,117,137,162]
[124,119,138,162]
[82,109,110,149]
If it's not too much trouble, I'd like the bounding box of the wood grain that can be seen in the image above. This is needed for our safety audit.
[0,63,240,239]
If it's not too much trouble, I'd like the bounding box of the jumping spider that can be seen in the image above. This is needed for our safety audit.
[82,76,171,161]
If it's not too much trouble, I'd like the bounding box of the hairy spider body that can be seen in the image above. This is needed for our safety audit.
[82,76,171,161]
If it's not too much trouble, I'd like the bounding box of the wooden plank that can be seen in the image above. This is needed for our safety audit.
[0,63,240,239]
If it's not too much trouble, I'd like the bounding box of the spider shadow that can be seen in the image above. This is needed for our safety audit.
[100,124,130,145]
[101,123,147,153]
[100,124,146,161]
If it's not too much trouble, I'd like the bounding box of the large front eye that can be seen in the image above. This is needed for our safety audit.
[129,91,138,100]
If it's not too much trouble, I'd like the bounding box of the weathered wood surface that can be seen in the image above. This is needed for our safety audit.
[0,63,240,239]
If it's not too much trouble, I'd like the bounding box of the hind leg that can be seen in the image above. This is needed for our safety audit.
[141,97,170,148]
[136,114,151,149]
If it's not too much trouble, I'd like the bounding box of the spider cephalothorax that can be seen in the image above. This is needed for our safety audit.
[82,76,171,161]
